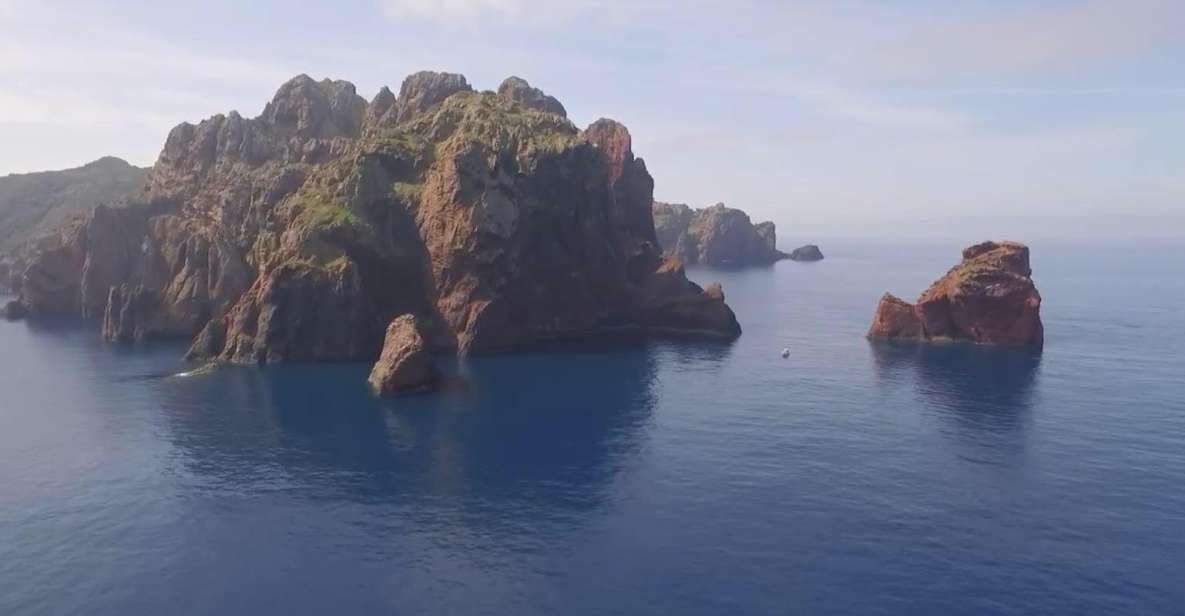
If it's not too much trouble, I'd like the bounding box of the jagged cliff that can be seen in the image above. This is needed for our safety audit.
[10,72,740,363]
[652,202,788,266]
[0,157,147,293]
[868,241,1043,347]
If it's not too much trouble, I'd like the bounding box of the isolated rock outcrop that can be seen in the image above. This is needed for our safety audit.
[868,241,1043,347]
[368,314,437,396]
[652,202,787,266]
[11,70,740,368]
[788,244,824,262]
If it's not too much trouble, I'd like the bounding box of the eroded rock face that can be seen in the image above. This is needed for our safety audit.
[214,259,379,364]
[261,75,366,140]
[789,244,824,262]
[496,77,567,117]
[0,157,147,258]
[868,241,1043,347]
[103,284,161,343]
[868,293,922,340]
[14,70,741,368]
[393,71,472,123]
[652,202,787,266]
[368,314,437,396]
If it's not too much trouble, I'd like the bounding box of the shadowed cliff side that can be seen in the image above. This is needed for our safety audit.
[652,201,796,267]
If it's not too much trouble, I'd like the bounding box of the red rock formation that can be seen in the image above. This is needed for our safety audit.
[868,241,1043,347]
[13,70,741,367]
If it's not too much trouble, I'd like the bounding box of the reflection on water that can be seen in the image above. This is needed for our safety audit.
[5,240,1185,616]
[871,341,1041,437]
[156,343,660,516]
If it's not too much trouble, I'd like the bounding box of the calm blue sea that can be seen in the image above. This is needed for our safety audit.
[1,240,1183,615]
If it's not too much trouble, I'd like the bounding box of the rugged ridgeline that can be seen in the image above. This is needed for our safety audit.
[8,72,740,368]
[652,201,821,267]
[652,202,784,266]
[868,241,1043,347]
[0,158,147,293]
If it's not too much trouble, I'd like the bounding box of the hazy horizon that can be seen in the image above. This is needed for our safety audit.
[2,0,1183,239]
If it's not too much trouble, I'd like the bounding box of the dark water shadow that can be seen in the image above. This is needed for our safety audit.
[657,336,736,368]
[871,341,1042,436]
[14,314,96,337]
[154,341,660,515]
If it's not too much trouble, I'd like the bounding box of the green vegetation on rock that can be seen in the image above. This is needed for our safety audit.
[0,157,146,253]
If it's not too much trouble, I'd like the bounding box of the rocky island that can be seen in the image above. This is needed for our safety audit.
[788,244,824,262]
[652,201,822,266]
[4,71,741,392]
[868,241,1043,347]
[652,202,780,266]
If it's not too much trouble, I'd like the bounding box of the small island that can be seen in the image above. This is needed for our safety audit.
[788,244,824,262]
[867,241,1043,347]
[652,201,822,267]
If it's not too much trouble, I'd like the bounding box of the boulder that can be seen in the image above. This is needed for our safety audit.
[368,314,437,396]
[868,241,1043,347]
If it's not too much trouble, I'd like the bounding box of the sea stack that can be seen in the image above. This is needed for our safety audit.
[368,314,437,396]
[868,241,1043,347]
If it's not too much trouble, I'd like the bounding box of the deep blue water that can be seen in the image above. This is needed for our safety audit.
[2,240,1184,615]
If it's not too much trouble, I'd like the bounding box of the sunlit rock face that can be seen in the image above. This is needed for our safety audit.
[868,241,1043,347]
[14,71,741,363]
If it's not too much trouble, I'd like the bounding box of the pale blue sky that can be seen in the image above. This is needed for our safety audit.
[2,0,1183,238]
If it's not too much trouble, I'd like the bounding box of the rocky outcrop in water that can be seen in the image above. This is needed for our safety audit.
[868,241,1043,347]
[652,202,788,266]
[788,244,824,261]
[368,314,438,396]
[11,71,740,363]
